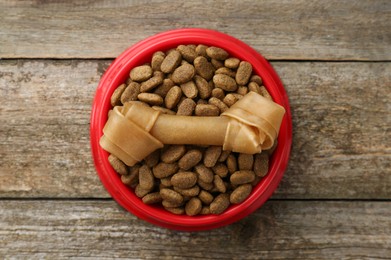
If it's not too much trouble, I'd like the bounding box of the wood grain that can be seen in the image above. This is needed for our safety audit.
[1,200,390,259]
[0,60,389,199]
[0,0,390,60]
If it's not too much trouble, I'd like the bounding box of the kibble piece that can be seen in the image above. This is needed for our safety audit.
[172,63,196,84]
[211,88,225,100]
[174,185,200,197]
[226,154,238,174]
[108,154,128,175]
[213,175,226,193]
[237,86,248,96]
[200,206,210,215]
[138,165,155,190]
[152,162,179,178]
[194,164,214,183]
[135,184,152,198]
[140,75,164,92]
[218,150,231,162]
[232,93,244,100]
[224,58,240,69]
[230,184,252,204]
[210,194,230,214]
[165,207,185,215]
[144,149,160,167]
[161,145,186,163]
[253,152,269,177]
[162,199,184,208]
[259,85,273,100]
[176,98,196,116]
[250,75,263,85]
[142,192,162,204]
[160,176,172,187]
[137,93,163,106]
[178,149,203,170]
[206,46,229,60]
[194,56,215,81]
[248,81,260,94]
[195,104,220,116]
[194,75,212,99]
[212,163,228,178]
[130,65,153,82]
[121,164,140,187]
[151,52,165,71]
[195,44,208,58]
[165,86,182,109]
[198,190,214,205]
[211,59,224,69]
[208,97,229,113]
[154,78,175,97]
[185,197,202,216]
[236,61,252,85]
[197,179,214,191]
[152,106,175,115]
[223,93,239,107]
[121,82,140,103]
[110,83,126,106]
[203,146,222,167]
[177,45,197,63]
[230,170,256,185]
[215,67,236,78]
[171,171,198,189]
[160,188,184,204]
[180,80,198,99]
[213,74,237,92]
[238,153,254,170]
[161,50,182,73]
[197,99,208,105]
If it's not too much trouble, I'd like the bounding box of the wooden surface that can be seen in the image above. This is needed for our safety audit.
[1,0,390,259]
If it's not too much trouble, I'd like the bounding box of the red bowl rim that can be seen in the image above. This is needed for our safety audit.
[90,28,292,231]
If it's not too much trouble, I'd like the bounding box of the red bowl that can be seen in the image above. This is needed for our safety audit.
[90,28,292,231]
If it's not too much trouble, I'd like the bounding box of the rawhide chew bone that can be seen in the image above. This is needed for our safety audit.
[100,92,285,166]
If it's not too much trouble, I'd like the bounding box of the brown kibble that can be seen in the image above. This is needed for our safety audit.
[177,45,197,63]
[212,163,228,178]
[142,192,162,204]
[208,97,229,113]
[194,56,215,81]
[171,171,198,189]
[230,184,252,204]
[152,162,179,178]
[195,104,220,116]
[194,164,214,183]
[238,153,254,170]
[197,179,214,191]
[213,175,226,193]
[218,150,231,162]
[178,149,203,170]
[195,44,208,58]
[250,75,263,85]
[135,184,152,198]
[172,63,195,85]
[161,50,182,73]
[259,85,273,100]
[110,83,126,106]
[230,170,256,185]
[165,206,184,215]
[160,188,184,204]
[121,164,140,187]
[165,86,182,109]
[211,59,224,69]
[138,165,155,190]
[225,58,240,69]
[232,93,244,100]
[137,93,163,106]
[162,199,183,208]
[130,65,153,82]
[253,152,269,177]
[154,78,175,97]
[211,88,225,100]
[248,81,260,94]
[213,74,237,92]
[108,154,128,175]
[206,46,229,60]
[185,197,202,216]
[226,154,238,174]
[121,82,140,103]
[161,145,186,163]
[180,80,198,99]
[152,106,175,115]
[174,185,200,197]
[140,75,164,92]
[236,86,248,96]
[197,99,208,105]
[203,146,222,167]
[151,52,165,71]
[194,75,212,99]
[200,206,210,215]
[176,98,196,116]
[210,194,230,215]
[144,149,160,167]
[223,93,239,107]
[198,190,214,205]
[236,61,252,85]
[215,67,236,78]
[160,176,172,187]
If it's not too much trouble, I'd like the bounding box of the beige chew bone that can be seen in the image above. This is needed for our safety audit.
[100,92,285,166]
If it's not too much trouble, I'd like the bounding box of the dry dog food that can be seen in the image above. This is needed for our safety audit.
[107,44,276,216]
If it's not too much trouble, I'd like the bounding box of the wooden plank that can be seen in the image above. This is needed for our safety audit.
[0,60,390,198]
[0,0,390,60]
[1,200,390,259]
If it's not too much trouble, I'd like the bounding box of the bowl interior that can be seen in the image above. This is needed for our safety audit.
[90,28,292,231]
